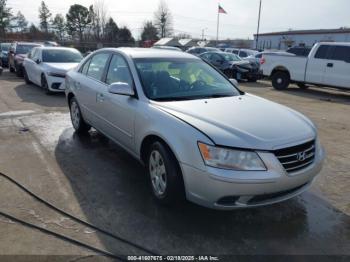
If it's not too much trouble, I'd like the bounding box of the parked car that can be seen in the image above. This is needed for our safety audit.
[65,48,325,210]
[261,42,350,90]
[152,46,182,51]
[8,42,42,76]
[0,43,11,67]
[23,47,83,94]
[186,47,221,56]
[225,48,258,58]
[286,46,312,57]
[200,51,262,82]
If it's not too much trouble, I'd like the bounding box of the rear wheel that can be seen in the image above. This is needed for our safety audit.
[23,68,31,84]
[15,63,23,77]
[146,141,185,205]
[69,97,91,133]
[271,71,290,90]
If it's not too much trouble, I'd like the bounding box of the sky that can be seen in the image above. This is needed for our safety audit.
[7,0,350,40]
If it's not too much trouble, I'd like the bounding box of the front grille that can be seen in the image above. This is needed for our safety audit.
[274,140,315,173]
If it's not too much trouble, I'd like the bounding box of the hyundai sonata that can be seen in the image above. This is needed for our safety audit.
[65,48,325,209]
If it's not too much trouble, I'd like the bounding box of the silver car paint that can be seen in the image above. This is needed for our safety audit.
[65,48,325,209]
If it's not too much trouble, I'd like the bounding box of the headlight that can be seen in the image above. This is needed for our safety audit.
[47,71,66,78]
[198,142,266,171]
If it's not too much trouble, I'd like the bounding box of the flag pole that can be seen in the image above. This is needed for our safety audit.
[216,4,220,45]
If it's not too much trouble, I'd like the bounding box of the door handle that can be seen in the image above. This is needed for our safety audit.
[327,63,334,68]
[97,93,104,102]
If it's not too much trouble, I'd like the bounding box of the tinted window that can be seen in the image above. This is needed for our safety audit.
[16,44,40,54]
[239,51,248,57]
[42,49,82,63]
[329,46,350,62]
[314,45,331,59]
[106,54,133,87]
[232,50,239,55]
[87,53,110,81]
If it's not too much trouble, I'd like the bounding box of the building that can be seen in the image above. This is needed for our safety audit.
[254,28,350,50]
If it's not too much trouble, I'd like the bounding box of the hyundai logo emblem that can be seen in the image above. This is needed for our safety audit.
[297,151,307,161]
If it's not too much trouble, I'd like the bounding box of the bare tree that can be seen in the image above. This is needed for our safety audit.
[89,0,108,41]
[154,0,173,38]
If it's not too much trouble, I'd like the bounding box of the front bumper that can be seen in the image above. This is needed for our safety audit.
[46,75,66,92]
[181,145,325,210]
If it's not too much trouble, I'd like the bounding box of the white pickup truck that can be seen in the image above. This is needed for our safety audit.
[261,42,350,90]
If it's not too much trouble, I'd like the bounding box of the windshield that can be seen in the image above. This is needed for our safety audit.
[1,43,10,51]
[42,49,83,63]
[222,53,241,62]
[17,44,40,54]
[135,58,240,101]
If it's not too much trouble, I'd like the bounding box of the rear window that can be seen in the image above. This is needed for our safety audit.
[314,45,331,59]
[42,49,83,63]
[16,44,40,54]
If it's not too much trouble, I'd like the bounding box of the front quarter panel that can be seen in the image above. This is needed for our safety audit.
[135,102,212,172]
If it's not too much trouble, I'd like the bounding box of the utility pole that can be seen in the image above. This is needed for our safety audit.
[256,0,262,50]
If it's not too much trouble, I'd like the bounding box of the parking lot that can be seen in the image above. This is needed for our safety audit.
[0,70,349,257]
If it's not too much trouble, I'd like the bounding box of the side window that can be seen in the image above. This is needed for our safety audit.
[232,50,239,55]
[31,49,39,61]
[329,46,350,62]
[239,51,248,58]
[314,45,331,59]
[86,53,110,81]
[211,54,222,62]
[105,54,133,87]
[80,59,91,75]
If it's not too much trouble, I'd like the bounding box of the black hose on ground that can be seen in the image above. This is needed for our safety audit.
[0,210,124,260]
[0,172,158,256]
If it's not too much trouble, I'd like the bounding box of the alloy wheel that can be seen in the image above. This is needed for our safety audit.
[149,150,167,196]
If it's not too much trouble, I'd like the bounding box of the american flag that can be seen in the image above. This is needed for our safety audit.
[218,4,227,14]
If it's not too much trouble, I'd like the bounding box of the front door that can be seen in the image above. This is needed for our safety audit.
[97,54,136,152]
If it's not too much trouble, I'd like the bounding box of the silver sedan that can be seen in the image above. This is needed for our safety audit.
[65,48,325,210]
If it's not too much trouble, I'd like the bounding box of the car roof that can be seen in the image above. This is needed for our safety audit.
[99,47,199,59]
[36,46,79,51]
[14,42,42,46]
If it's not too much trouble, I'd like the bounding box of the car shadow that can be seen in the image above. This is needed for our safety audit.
[54,127,350,255]
[14,83,66,108]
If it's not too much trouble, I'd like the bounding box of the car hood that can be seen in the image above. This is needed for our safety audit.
[43,63,79,73]
[152,94,316,150]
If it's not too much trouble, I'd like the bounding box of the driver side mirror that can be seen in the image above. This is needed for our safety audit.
[108,82,135,96]
[35,59,41,64]
[229,78,239,86]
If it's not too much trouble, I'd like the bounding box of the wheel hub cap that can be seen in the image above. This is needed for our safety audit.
[71,102,80,129]
[149,150,167,196]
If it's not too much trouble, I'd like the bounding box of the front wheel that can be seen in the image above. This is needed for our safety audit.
[41,75,52,95]
[147,142,185,205]
[69,97,91,134]
[23,68,31,84]
[271,71,290,90]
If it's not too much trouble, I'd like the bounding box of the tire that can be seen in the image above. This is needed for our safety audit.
[297,83,309,90]
[23,68,31,84]
[15,63,23,77]
[271,71,290,90]
[69,97,91,134]
[9,65,15,73]
[41,75,53,95]
[146,141,185,205]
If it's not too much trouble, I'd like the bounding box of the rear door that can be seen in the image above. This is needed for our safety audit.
[305,45,331,84]
[75,52,111,128]
[323,45,350,89]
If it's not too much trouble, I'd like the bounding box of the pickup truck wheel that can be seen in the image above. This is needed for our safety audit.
[272,71,290,90]
[297,83,309,89]
[147,141,185,206]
